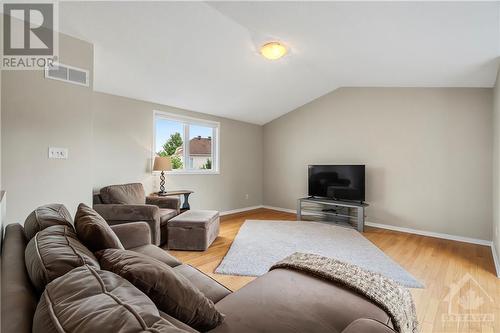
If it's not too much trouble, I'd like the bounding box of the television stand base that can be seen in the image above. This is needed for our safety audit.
[297,197,369,232]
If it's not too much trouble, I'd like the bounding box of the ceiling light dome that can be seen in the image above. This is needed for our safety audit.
[260,42,288,60]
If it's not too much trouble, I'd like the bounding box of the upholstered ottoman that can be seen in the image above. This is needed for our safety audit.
[167,210,220,251]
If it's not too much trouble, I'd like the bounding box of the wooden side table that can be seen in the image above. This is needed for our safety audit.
[150,190,194,212]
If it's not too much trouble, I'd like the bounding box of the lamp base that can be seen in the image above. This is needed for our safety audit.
[157,191,168,196]
[158,171,167,195]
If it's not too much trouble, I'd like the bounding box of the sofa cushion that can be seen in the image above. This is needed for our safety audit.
[75,203,124,252]
[97,249,224,331]
[173,264,231,303]
[208,268,392,333]
[129,244,182,267]
[33,265,186,333]
[25,225,100,293]
[100,182,146,205]
[159,311,199,333]
[24,203,73,240]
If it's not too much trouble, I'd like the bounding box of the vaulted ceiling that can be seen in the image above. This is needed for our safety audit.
[60,1,500,125]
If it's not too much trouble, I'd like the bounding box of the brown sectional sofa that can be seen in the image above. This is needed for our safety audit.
[1,203,398,333]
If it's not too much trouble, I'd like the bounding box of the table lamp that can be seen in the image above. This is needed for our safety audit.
[153,156,172,196]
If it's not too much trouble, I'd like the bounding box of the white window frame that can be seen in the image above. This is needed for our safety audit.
[153,110,220,175]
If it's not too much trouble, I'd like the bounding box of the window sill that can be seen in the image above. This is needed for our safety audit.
[162,170,220,175]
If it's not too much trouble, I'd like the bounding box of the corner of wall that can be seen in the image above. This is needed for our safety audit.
[1,14,4,237]
[492,63,500,277]
[0,10,3,191]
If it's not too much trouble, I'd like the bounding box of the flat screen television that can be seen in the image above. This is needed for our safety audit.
[308,165,365,202]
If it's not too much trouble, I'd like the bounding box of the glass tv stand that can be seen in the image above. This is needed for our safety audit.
[297,197,369,232]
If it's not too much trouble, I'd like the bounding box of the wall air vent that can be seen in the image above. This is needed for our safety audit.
[45,63,89,87]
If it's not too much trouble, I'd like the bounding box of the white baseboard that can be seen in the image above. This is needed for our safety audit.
[220,204,297,216]
[261,205,296,214]
[220,205,263,216]
[491,244,500,278]
[364,221,492,246]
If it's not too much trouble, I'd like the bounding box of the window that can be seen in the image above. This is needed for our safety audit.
[154,111,219,173]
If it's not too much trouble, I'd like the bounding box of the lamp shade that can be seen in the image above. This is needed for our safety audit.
[153,156,172,171]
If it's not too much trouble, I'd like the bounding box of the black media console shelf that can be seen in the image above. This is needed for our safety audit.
[297,197,369,232]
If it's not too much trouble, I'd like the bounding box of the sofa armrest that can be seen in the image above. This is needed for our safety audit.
[2,224,37,333]
[110,222,151,249]
[93,204,161,245]
[341,319,396,333]
[146,196,180,212]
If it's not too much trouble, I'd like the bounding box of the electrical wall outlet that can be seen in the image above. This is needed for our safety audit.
[245,194,249,200]
[48,147,68,159]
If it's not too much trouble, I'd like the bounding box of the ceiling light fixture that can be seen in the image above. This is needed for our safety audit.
[260,41,288,60]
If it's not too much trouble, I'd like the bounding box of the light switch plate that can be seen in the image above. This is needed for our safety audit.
[48,147,68,159]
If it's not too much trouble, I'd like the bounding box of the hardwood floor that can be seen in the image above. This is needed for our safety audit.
[168,208,500,333]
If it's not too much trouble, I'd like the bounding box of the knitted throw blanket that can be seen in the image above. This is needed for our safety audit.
[270,252,418,333]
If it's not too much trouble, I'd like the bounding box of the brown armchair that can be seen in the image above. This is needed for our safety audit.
[93,183,180,246]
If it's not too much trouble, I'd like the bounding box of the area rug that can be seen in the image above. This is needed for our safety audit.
[215,220,424,288]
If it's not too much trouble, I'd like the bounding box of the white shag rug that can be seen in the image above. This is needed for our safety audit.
[215,220,423,288]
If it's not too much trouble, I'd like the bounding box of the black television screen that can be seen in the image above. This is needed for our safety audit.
[308,165,365,202]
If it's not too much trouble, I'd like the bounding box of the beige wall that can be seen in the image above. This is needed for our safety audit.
[264,88,493,241]
[493,68,500,264]
[2,34,94,222]
[1,33,263,224]
[92,92,263,212]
